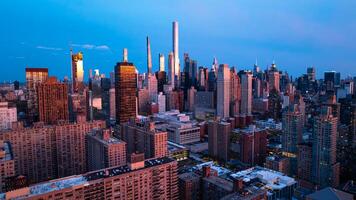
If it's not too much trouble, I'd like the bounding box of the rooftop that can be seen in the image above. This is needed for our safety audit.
[1,157,175,198]
[230,166,296,191]
[195,161,231,176]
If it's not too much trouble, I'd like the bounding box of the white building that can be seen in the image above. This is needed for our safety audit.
[157,92,166,113]
[0,102,17,130]
[154,110,200,144]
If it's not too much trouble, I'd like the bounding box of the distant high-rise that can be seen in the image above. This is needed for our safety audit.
[146,36,152,74]
[312,107,340,188]
[230,68,241,116]
[37,77,69,124]
[115,49,137,124]
[25,67,48,122]
[173,21,180,87]
[71,50,84,93]
[168,52,175,87]
[240,71,253,115]
[307,67,316,81]
[217,64,231,118]
[159,53,165,72]
[268,63,280,92]
[324,71,340,91]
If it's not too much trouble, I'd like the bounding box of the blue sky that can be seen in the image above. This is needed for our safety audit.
[1,0,356,81]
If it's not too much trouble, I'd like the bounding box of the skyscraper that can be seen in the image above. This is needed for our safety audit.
[282,104,304,154]
[168,52,175,87]
[159,53,165,72]
[173,21,180,87]
[25,67,48,122]
[146,36,152,75]
[208,120,231,161]
[71,50,84,93]
[217,64,231,118]
[37,77,69,124]
[240,71,253,115]
[268,63,280,92]
[238,125,267,166]
[230,67,241,116]
[115,49,137,124]
[312,107,340,188]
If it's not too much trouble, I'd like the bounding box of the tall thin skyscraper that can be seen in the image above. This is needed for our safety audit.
[159,53,165,72]
[146,36,152,74]
[71,50,84,93]
[173,21,180,86]
[240,71,253,115]
[168,52,175,87]
[217,64,231,118]
[115,49,137,124]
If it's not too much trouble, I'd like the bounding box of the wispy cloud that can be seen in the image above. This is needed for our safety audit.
[71,43,110,50]
[36,45,63,51]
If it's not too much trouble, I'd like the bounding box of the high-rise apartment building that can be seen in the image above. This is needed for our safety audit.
[55,120,105,177]
[109,88,115,120]
[25,67,48,122]
[297,142,313,184]
[71,50,84,93]
[0,120,105,184]
[115,49,137,124]
[312,107,340,188]
[237,125,267,166]
[147,73,158,102]
[122,118,168,159]
[0,122,57,184]
[37,77,69,124]
[240,71,253,115]
[208,120,231,161]
[86,129,126,171]
[0,140,15,192]
[217,64,231,118]
[282,104,304,154]
[230,68,241,116]
[0,102,17,130]
[1,157,178,200]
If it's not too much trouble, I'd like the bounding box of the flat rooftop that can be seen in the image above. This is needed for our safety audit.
[1,157,175,198]
[230,166,296,191]
[195,161,231,176]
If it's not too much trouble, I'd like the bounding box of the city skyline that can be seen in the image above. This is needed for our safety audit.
[2,0,356,81]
